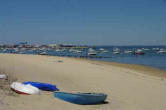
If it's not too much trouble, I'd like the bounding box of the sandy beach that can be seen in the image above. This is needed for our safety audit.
[0,53,166,110]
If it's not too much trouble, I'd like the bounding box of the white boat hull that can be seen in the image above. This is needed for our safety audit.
[0,74,7,79]
[10,82,40,95]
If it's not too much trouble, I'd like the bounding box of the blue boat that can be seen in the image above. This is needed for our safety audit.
[23,82,59,91]
[54,92,107,105]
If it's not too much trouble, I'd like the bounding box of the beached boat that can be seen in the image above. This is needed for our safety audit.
[54,92,107,105]
[11,82,40,95]
[0,74,7,79]
[23,82,59,91]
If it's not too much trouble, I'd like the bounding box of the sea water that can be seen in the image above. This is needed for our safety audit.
[1,46,166,70]
[94,46,166,70]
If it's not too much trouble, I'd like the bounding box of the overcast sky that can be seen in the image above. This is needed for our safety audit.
[0,0,166,45]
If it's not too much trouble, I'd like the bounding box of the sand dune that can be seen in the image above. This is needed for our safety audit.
[0,53,166,110]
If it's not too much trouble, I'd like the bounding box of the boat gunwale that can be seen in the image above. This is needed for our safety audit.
[54,91,107,97]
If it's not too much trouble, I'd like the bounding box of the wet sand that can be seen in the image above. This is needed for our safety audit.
[0,53,166,110]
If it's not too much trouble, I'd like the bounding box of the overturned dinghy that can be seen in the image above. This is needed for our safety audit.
[11,82,40,95]
[54,92,107,105]
[23,82,59,91]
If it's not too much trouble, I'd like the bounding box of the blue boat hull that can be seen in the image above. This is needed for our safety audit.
[23,82,59,91]
[54,92,107,105]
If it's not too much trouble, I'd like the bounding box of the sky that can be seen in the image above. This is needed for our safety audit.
[0,0,166,45]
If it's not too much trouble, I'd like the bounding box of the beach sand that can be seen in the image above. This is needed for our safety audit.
[0,53,166,110]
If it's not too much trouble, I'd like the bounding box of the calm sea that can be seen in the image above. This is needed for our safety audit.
[1,46,166,70]
[94,46,166,70]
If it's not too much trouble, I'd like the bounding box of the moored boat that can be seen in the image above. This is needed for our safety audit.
[157,49,166,53]
[124,50,132,54]
[88,48,97,56]
[133,49,145,55]
[113,51,120,54]
[88,51,97,56]
[113,47,120,54]
[54,92,107,105]
[39,51,48,55]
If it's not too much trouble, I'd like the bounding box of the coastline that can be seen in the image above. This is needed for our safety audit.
[2,53,166,77]
[69,56,166,78]
[0,53,166,110]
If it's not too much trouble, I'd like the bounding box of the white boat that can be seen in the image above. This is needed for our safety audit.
[39,52,47,55]
[0,74,7,79]
[102,50,109,53]
[88,48,97,55]
[124,50,132,54]
[152,48,160,50]
[113,48,120,54]
[32,48,37,51]
[99,48,105,51]
[10,82,40,95]
[69,48,75,52]
[142,48,150,51]
[133,49,145,55]
[99,48,108,53]
[88,48,95,52]
[88,51,97,56]
[56,49,61,52]
[113,47,120,51]
[75,50,82,53]
[157,49,166,53]
[113,51,120,54]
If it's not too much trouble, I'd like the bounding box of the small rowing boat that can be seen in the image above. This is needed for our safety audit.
[10,82,40,95]
[54,92,107,105]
